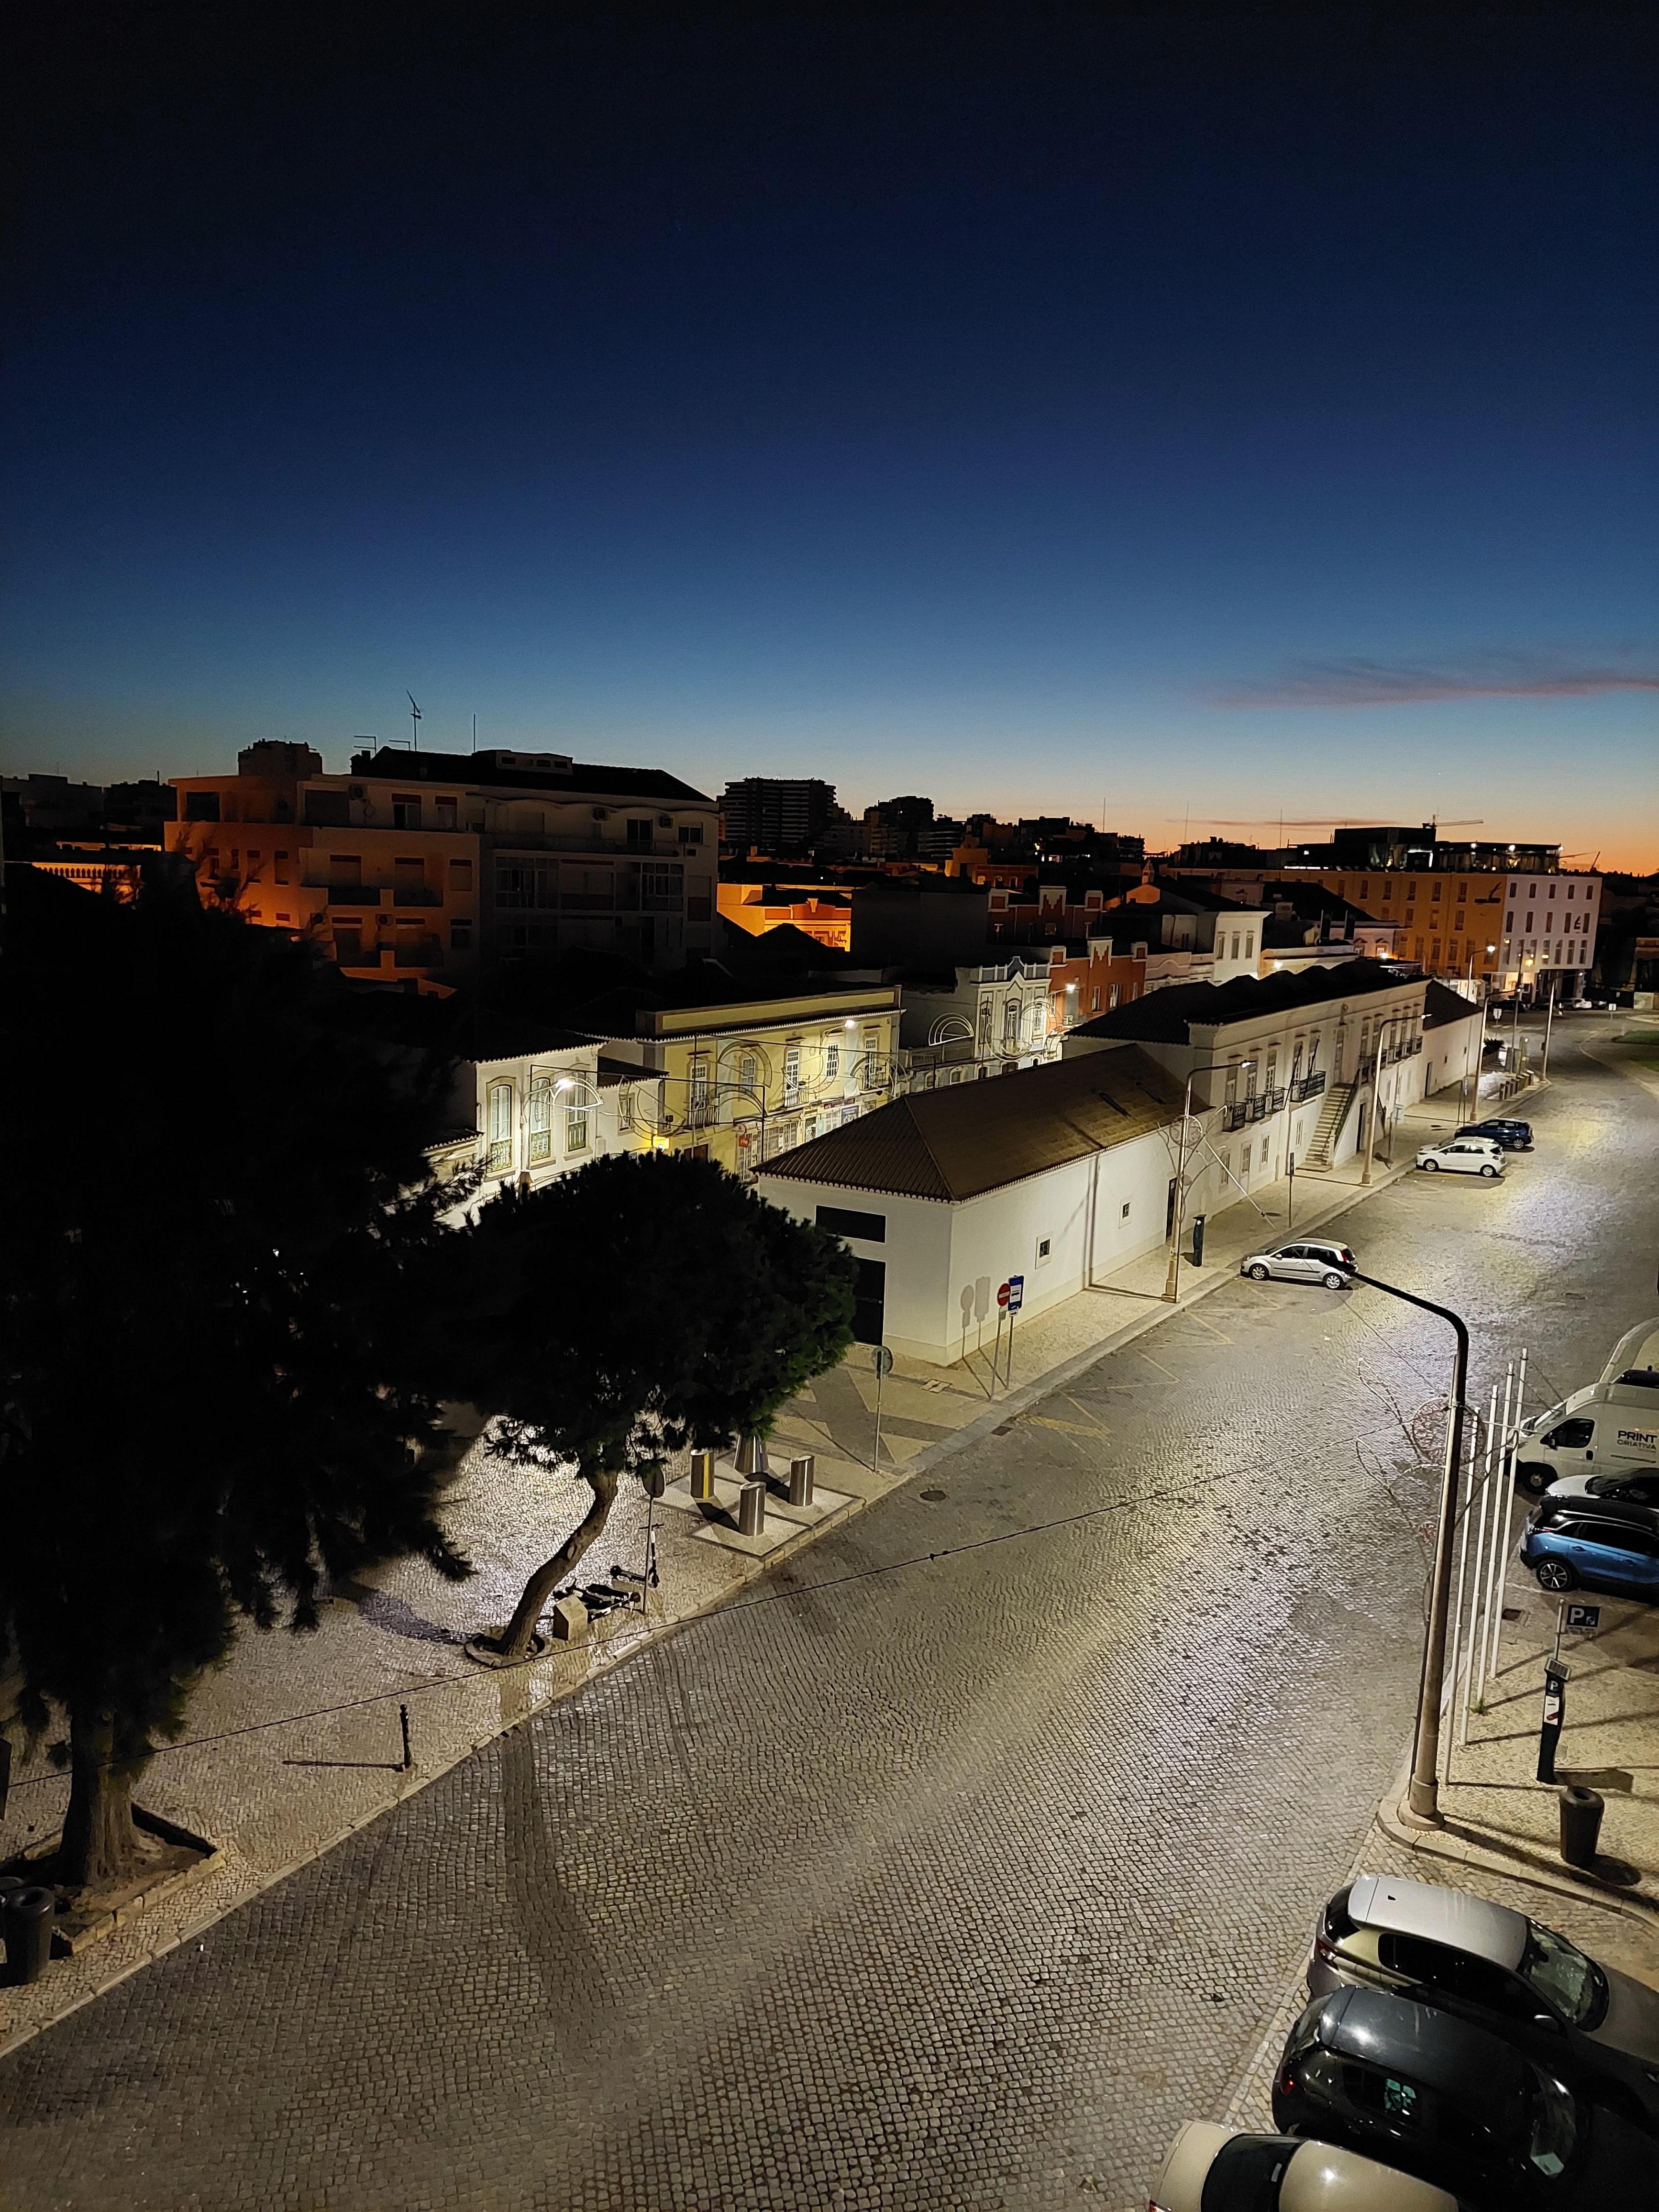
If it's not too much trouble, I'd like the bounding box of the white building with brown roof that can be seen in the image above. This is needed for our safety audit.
[755,1050,1184,1363]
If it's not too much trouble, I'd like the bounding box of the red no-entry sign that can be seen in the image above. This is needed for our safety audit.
[997,1281,1011,1309]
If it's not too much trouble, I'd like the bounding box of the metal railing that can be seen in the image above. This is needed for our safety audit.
[1290,1071,1327,1102]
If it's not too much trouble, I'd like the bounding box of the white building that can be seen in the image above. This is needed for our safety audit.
[427,1020,609,1209]
[1496,872,1602,998]
[756,1049,1184,1363]
[1064,960,1440,1189]
[893,955,1059,1092]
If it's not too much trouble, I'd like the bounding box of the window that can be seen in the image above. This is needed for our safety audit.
[435,795,457,830]
[1545,1417,1594,1449]
[824,1043,840,1078]
[449,858,473,889]
[1260,1138,1270,1167]
[1244,931,1254,958]
[565,1106,589,1154]
[688,1058,710,1120]
[977,1000,993,1051]
[1457,880,1467,901]
[863,1026,879,1068]
[1229,933,1241,960]
[1037,1236,1052,1262]
[783,1045,801,1106]
[274,852,289,884]
[626,818,654,851]
[393,795,421,829]
[677,823,704,847]
[487,1082,513,1172]
[331,853,362,886]
[739,1051,759,1096]
[332,922,362,960]
[817,1205,886,1242]
[528,1080,554,1162]
[1432,881,1442,902]
[450,921,472,951]
[186,791,222,823]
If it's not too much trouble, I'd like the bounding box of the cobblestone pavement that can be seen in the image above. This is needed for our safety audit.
[2,1015,1655,2212]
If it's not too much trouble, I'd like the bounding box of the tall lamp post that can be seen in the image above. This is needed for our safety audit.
[1337,1263,1470,1824]
[1164,1056,1254,1304]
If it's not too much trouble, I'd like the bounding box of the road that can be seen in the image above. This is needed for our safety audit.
[2,1014,1656,2211]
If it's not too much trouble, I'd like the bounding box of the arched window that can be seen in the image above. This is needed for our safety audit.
[487,1082,514,1173]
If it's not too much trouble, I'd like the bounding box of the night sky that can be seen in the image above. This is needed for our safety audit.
[5,10,1655,864]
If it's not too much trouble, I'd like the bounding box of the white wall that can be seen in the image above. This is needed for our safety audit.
[757,1124,1177,1364]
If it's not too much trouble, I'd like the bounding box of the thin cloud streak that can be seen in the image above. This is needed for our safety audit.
[1212,653,1659,708]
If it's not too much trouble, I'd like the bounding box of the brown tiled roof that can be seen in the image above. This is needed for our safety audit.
[758,1046,1183,1202]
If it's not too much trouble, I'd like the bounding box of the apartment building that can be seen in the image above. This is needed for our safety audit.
[1312,864,1600,994]
[168,741,717,984]
[894,955,1058,1092]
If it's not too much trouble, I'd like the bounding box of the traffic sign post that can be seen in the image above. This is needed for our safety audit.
[1002,1274,1024,1387]
[871,1342,893,1471]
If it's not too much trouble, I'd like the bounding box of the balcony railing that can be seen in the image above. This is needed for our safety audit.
[1290,1071,1327,1103]
[392,885,442,907]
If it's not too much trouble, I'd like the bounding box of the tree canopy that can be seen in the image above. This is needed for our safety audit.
[0,867,471,1891]
[436,1149,857,1659]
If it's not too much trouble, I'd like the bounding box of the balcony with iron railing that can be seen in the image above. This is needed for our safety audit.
[1290,1071,1327,1103]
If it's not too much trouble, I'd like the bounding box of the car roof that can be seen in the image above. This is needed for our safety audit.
[1281,2139,1459,2212]
[1317,1988,1533,2123]
[1346,1873,1527,1969]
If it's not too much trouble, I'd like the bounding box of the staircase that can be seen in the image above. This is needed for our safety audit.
[1304,1079,1359,1169]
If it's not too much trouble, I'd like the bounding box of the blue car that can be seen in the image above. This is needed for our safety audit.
[1522,1508,1659,1601]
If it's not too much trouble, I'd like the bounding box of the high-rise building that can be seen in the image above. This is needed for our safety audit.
[718,777,838,857]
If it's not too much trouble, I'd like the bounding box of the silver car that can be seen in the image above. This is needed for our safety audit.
[1308,1872,1659,2116]
[1149,2122,1457,2211]
[1415,1136,1504,1177]
[1240,1237,1355,1288]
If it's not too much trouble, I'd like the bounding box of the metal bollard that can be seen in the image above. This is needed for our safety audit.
[738,1480,766,1538]
[688,1449,716,1502]
[1559,1785,1604,1869]
[1,1885,56,1985]
[787,1454,815,1507]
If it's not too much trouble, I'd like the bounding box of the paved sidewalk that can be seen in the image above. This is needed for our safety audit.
[0,1075,1505,2060]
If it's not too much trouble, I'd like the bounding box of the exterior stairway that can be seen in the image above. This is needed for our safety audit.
[1304,1078,1359,1169]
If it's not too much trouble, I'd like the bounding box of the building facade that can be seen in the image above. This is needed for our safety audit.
[589,976,904,1175]
[1308,865,1600,994]
[718,777,838,858]
[894,955,1059,1092]
[169,741,717,985]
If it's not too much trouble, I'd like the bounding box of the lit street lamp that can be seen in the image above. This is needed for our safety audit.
[1337,1262,1470,1824]
[1164,1057,1254,1304]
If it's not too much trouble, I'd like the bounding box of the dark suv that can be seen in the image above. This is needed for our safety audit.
[1456,1118,1533,1150]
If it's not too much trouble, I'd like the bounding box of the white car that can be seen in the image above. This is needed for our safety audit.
[1150,2122,1457,2211]
[1240,1237,1355,1288]
[1415,1136,1504,1178]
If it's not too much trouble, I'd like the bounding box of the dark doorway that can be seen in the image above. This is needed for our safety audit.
[852,1257,886,1346]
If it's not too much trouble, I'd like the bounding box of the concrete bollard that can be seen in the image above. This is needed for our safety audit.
[788,1454,815,1507]
[738,1480,766,1538]
[546,1596,589,1644]
[688,1449,716,1502]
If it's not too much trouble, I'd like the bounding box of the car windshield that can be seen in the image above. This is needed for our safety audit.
[1527,2072,1578,2179]
[1201,2136,1296,2212]
[1520,1924,1605,2028]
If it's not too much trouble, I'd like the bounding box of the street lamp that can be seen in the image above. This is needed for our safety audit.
[1164,1057,1255,1303]
[1337,1263,1470,1825]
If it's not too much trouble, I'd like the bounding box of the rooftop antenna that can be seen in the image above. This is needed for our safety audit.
[407,692,421,750]
[472,712,477,753]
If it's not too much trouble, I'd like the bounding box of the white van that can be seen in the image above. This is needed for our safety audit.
[1515,1377,1659,1495]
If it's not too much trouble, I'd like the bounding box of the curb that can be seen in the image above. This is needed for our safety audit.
[1372,1762,1659,1935]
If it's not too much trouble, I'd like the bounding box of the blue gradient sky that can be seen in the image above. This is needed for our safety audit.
[5,12,1655,864]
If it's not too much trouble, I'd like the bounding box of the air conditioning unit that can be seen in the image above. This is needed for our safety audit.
[592,807,609,820]
[658,814,673,828]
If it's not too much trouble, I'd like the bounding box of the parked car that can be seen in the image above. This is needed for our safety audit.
[1241,1238,1356,1288]
[1308,1873,1659,2123]
[1522,1507,1659,1602]
[1274,1988,1655,2206]
[1415,1137,1504,1178]
[1544,1471,1659,1516]
[1455,1118,1534,1150]
[1514,1381,1659,1494]
[1149,2121,1457,2211]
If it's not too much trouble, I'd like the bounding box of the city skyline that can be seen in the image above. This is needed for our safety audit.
[4,14,1653,869]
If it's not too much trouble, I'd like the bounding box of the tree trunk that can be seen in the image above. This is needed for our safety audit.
[494,1462,620,1661]
[58,1709,144,1894]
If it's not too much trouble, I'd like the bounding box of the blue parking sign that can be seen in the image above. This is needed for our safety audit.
[1006,1273,1024,1313]
[1564,1604,1601,1632]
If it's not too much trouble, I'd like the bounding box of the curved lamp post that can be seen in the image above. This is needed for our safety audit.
[1164,1057,1254,1304]
[1337,1262,1470,1825]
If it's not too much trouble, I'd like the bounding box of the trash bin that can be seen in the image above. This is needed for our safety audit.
[1559,1785,1604,1869]
[2,1884,56,1985]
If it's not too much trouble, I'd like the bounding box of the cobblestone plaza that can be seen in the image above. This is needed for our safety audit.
[2,1018,1655,2210]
